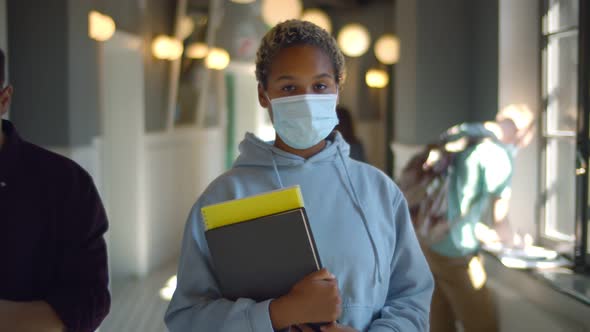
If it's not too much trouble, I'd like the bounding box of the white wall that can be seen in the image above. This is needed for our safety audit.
[498,0,540,238]
[95,31,227,279]
[100,32,148,278]
[50,128,225,278]
[144,128,224,272]
[226,62,274,159]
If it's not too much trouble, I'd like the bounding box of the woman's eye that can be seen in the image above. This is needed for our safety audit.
[281,85,296,92]
[314,83,328,91]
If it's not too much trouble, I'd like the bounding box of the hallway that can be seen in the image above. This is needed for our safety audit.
[1,0,589,331]
[100,262,177,332]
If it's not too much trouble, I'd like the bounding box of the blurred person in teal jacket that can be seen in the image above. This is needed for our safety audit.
[423,104,534,332]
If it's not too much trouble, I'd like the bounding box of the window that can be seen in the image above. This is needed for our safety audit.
[540,0,590,271]
[575,0,590,269]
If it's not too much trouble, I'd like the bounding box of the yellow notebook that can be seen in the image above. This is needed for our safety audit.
[201,185,305,231]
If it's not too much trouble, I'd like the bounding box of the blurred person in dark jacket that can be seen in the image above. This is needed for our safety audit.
[0,48,110,332]
[335,106,367,163]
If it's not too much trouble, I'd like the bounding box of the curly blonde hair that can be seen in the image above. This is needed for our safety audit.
[255,20,346,89]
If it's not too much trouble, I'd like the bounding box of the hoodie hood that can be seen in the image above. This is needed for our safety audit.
[234,131,382,285]
[234,131,351,168]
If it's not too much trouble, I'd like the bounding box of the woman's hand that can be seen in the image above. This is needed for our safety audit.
[270,268,342,329]
[288,268,342,323]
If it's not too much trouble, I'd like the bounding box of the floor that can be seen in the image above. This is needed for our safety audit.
[99,262,177,332]
[97,260,588,332]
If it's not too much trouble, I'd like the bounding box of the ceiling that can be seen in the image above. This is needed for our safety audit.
[187,0,381,10]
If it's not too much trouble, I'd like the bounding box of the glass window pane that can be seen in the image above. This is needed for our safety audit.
[203,70,224,128]
[175,11,209,127]
[544,138,576,240]
[176,61,204,126]
[588,123,590,255]
[545,0,579,34]
[546,33,578,133]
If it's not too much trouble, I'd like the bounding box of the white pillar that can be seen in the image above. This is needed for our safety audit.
[394,0,417,145]
[101,32,148,278]
[498,0,540,238]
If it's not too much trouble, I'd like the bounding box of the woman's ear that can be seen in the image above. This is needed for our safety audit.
[258,83,269,108]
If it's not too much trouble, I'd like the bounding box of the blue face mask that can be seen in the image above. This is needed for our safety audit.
[268,93,339,150]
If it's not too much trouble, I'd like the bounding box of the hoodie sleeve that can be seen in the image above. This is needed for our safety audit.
[368,195,434,332]
[164,201,276,332]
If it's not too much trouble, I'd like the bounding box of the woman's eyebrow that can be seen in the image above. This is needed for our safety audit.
[275,75,295,82]
[274,73,334,82]
[314,73,334,79]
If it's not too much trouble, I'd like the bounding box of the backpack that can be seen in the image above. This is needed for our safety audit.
[398,126,493,245]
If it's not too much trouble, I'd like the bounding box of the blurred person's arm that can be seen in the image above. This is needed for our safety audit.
[491,195,514,244]
[0,299,64,331]
[475,142,515,246]
[475,195,515,245]
[44,169,111,331]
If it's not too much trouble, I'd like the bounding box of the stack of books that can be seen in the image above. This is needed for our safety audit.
[201,185,322,302]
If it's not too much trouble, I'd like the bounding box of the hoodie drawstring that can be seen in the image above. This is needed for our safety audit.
[268,143,382,284]
[337,147,383,284]
[270,151,285,189]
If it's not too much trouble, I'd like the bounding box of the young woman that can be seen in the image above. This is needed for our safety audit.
[165,20,433,332]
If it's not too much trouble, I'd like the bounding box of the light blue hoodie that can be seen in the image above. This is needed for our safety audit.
[165,132,434,332]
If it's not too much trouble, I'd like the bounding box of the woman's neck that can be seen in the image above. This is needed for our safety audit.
[273,136,327,159]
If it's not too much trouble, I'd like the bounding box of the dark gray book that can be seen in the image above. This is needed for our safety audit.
[205,208,322,302]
